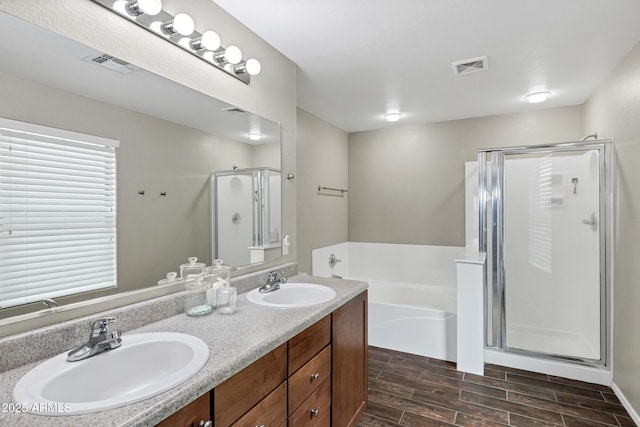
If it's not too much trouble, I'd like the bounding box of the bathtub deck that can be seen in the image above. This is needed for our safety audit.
[359,346,634,427]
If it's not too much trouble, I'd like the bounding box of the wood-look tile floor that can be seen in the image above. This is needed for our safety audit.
[357,346,636,427]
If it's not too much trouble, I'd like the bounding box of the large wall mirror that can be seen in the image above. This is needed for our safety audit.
[0,12,282,326]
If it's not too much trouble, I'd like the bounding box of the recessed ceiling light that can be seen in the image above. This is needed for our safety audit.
[384,112,402,122]
[248,133,262,141]
[525,91,551,104]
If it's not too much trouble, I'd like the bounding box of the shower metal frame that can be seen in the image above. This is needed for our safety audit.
[210,167,281,263]
[478,139,613,367]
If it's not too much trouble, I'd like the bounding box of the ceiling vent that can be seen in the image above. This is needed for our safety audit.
[452,56,488,76]
[83,54,139,74]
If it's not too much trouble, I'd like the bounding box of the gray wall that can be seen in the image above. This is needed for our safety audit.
[296,108,348,273]
[583,40,640,415]
[348,106,584,245]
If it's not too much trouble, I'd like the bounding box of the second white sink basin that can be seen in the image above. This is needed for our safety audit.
[13,332,209,415]
[247,282,336,308]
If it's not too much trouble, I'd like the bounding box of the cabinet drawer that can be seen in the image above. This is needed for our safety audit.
[214,343,287,426]
[288,315,331,375]
[288,345,331,414]
[289,377,331,427]
[155,392,210,427]
[231,381,287,427]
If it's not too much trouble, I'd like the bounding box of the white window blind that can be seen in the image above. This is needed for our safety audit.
[0,117,119,308]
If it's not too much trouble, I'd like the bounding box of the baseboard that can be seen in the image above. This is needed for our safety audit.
[612,382,640,425]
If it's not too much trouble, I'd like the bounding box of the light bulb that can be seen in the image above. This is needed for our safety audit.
[245,58,261,76]
[525,91,551,104]
[200,31,221,50]
[162,13,195,36]
[224,45,242,65]
[384,112,402,122]
[126,0,162,16]
[191,30,221,51]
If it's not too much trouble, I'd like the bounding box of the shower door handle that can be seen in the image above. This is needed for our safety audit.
[582,212,598,231]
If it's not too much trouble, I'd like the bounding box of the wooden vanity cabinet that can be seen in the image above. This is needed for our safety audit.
[332,290,368,427]
[159,290,367,427]
[155,392,211,427]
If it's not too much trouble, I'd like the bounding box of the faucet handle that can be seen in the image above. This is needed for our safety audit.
[267,268,284,281]
[89,317,118,335]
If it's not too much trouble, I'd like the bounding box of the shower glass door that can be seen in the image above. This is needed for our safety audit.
[480,140,611,365]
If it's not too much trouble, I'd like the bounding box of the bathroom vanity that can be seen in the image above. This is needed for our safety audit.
[0,274,368,427]
[160,291,367,427]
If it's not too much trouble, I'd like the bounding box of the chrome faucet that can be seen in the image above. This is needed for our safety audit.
[67,317,122,362]
[258,269,287,293]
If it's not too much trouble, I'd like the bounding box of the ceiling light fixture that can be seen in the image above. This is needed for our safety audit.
[91,0,261,84]
[525,91,551,104]
[247,133,262,141]
[384,112,403,122]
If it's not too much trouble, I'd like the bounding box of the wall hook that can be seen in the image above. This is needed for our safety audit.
[160,191,167,196]
[138,190,145,196]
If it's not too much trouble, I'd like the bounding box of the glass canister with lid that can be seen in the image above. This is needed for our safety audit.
[203,259,231,308]
[157,272,181,286]
[180,257,206,280]
[184,276,213,317]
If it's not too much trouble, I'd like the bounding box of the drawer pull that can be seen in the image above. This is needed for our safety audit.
[310,409,320,417]
[254,425,265,427]
[311,373,320,382]
[199,421,213,427]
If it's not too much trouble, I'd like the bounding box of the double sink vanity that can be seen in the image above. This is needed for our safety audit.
[0,271,368,427]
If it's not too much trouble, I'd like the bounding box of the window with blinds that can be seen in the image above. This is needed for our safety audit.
[0,117,118,308]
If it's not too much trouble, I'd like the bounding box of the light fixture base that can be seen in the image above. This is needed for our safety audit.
[91,0,253,84]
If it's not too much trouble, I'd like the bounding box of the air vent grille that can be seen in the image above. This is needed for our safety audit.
[83,54,139,74]
[452,56,488,76]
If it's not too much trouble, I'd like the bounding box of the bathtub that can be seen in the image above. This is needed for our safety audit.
[312,242,465,361]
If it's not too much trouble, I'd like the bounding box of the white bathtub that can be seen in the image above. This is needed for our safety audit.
[312,242,465,361]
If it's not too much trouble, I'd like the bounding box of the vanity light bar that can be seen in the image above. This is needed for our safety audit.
[91,0,261,84]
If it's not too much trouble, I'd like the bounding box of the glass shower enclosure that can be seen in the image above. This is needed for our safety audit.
[478,140,612,366]
[210,168,281,267]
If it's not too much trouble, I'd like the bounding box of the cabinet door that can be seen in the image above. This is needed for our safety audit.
[156,392,211,427]
[214,344,287,426]
[331,290,368,427]
[231,381,287,427]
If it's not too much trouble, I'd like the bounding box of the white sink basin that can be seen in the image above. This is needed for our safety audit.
[247,283,336,308]
[13,332,209,415]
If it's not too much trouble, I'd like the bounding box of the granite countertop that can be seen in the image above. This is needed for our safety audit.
[0,275,368,427]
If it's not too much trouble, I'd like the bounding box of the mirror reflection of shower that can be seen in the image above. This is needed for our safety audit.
[211,168,281,267]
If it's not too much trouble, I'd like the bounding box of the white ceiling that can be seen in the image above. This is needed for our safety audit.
[213,0,640,133]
